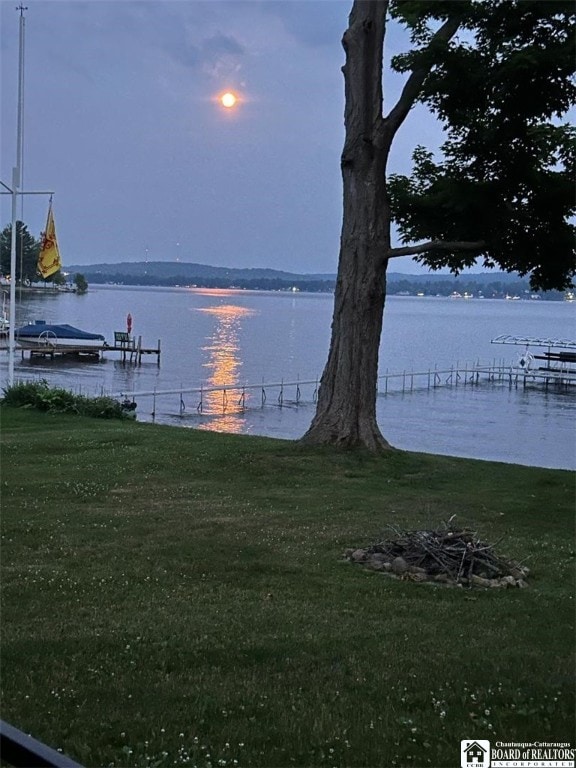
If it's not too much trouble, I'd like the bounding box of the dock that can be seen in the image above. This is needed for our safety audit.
[19,333,161,366]
[111,357,575,423]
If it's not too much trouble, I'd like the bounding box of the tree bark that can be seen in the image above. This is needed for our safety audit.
[302,1,393,451]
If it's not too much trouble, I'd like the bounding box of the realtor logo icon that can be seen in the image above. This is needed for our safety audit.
[461,740,491,768]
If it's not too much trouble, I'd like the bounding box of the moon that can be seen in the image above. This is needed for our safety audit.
[221,92,237,108]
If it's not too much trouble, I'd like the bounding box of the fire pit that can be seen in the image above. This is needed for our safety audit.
[344,524,530,588]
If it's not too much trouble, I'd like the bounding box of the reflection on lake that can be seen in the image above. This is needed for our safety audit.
[195,303,258,433]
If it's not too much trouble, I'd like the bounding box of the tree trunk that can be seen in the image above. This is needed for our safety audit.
[302,0,392,451]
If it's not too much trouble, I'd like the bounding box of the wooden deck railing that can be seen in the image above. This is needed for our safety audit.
[0,720,83,768]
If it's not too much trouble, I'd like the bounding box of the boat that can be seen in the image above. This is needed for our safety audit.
[15,320,106,352]
[491,334,576,385]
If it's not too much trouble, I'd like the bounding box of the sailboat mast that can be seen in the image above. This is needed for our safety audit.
[8,4,27,386]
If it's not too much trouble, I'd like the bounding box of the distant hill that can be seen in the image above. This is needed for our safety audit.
[67,261,335,283]
[66,261,564,299]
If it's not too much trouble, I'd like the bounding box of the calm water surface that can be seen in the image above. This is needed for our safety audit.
[2,285,575,469]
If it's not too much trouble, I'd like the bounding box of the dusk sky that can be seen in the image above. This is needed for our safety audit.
[1,1,445,275]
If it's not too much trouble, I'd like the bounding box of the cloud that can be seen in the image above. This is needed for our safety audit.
[120,2,246,76]
[261,1,349,49]
[203,32,245,60]
[198,32,245,79]
[164,28,245,74]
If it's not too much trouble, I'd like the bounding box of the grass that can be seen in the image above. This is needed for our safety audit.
[0,407,574,768]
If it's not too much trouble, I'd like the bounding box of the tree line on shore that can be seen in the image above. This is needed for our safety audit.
[0,221,88,292]
[69,269,566,300]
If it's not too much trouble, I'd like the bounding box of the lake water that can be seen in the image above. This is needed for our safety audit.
[2,285,575,470]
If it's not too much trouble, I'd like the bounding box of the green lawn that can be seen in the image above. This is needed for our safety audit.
[1,407,574,768]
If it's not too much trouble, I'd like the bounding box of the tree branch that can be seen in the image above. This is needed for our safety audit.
[383,15,461,139]
[388,240,486,259]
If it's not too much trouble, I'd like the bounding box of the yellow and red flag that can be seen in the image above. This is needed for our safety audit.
[38,204,62,278]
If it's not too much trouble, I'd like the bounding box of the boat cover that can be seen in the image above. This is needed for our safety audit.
[15,323,105,341]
